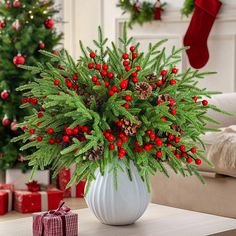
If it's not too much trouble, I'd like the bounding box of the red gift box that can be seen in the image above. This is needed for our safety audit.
[33,202,78,236]
[58,165,86,198]
[0,184,14,215]
[14,188,64,213]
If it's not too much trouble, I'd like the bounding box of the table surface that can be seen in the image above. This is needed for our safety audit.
[1,203,236,236]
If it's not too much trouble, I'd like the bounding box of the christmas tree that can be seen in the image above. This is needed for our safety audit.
[0,0,62,171]
[13,24,227,192]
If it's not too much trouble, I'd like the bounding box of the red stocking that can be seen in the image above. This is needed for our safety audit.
[183,0,222,69]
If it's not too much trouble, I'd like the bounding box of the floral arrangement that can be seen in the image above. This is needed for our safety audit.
[13,25,225,193]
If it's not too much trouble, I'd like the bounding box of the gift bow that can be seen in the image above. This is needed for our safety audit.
[45,201,71,217]
[26,180,41,192]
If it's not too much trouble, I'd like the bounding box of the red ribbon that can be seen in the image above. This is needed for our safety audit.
[26,181,41,192]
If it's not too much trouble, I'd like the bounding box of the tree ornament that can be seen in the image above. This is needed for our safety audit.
[1,90,10,100]
[13,0,21,7]
[133,0,141,13]
[2,115,10,126]
[13,54,25,65]
[121,116,141,136]
[5,1,11,8]
[44,18,54,29]
[135,82,152,100]
[12,19,21,31]
[154,0,163,20]
[0,21,6,29]
[183,0,222,69]
[84,145,104,161]
[39,41,45,49]
[10,119,18,131]
[202,100,208,106]
[195,158,202,165]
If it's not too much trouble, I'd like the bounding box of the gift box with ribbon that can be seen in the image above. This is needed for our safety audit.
[58,164,86,198]
[33,201,78,236]
[14,181,64,213]
[0,184,13,215]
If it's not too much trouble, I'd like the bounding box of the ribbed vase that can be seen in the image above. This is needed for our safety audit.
[85,161,150,225]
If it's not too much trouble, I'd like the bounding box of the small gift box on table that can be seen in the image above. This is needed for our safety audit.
[58,164,86,198]
[0,184,14,215]
[33,201,78,236]
[14,181,64,213]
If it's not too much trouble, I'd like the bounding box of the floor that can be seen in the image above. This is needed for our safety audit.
[0,198,87,222]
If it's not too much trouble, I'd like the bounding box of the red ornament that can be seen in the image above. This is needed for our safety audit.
[0,21,6,29]
[39,41,45,49]
[154,0,162,20]
[13,54,25,65]
[44,18,54,29]
[10,119,18,131]
[1,90,10,100]
[2,116,10,126]
[13,0,21,7]
[5,1,11,8]
[202,100,208,106]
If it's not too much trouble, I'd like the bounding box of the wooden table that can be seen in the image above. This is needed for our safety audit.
[1,204,236,236]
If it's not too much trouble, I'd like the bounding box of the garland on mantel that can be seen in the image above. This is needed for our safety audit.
[117,0,195,28]
[117,0,167,27]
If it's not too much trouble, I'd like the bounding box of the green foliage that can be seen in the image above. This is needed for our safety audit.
[0,0,62,170]
[117,0,167,28]
[181,0,195,17]
[14,24,227,192]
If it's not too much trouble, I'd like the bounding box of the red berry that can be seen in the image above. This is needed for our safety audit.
[132,53,138,59]
[136,66,141,71]
[144,144,152,151]
[161,70,167,76]
[47,128,54,134]
[130,46,135,52]
[32,98,38,104]
[49,138,55,145]
[120,80,128,89]
[121,136,128,142]
[170,109,177,115]
[90,52,96,58]
[104,81,110,87]
[168,134,174,140]
[109,144,115,150]
[156,151,162,158]
[95,64,101,70]
[123,103,130,109]
[169,99,175,106]
[169,79,176,85]
[108,90,114,97]
[123,61,129,66]
[29,129,35,135]
[125,95,132,101]
[54,80,59,86]
[63,135,70,142]
[156,80,163,87]
[191,147,197,153]
[171,68,178,74]
[72,74,78,81]
[37,122,42,127]
[88,63,94,69]
[73,127,79,135]
[175,137,181,143]
[101,70,107,77]
[107,72,114,79]
[193,96,198,102]
[108,135,115,142]
[95,81,101,86]
[186,157,192,163]
[66,128,73,135]
[37,136,43,142]
[180,145,186,152]
[161,117,167,122]
[118,152,125,159]
[134,147,143,153]
[195,158,202,165]
[149,133,155,139]
[119,148,126,154]
[181,152,187,157]
[102,64,109,70]
[132,77,138,83]
[111,86,118,92]
[116,140,123,147]
[146,130,152,135]
[156,99,162,105]
[22,97,28,103]
[122,53,129,60]
[125,66,131,72]
[38,112,43,118]
[92,76,98,82]
[202,100,208,106]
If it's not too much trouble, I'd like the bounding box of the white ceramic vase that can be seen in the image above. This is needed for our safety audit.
[85,161,150,226]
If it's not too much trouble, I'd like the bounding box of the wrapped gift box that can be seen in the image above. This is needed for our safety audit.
[14,188,63,213]
[0,184,14,215]
[6,169,50,190]
[33,202,78,236]
[58,165,86,198]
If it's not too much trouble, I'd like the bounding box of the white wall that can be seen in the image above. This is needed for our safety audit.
[62,0,236,93]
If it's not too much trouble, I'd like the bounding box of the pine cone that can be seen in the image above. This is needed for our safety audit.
[159,94,176,109]
[145,73,158,82]
[121,116,141,136]
[135,82,152,100]
[171,123,184,135]
[84,95,104,108]
[84,145,104,161]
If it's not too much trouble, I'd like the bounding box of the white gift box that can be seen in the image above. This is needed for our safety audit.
[6,169,50,189]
